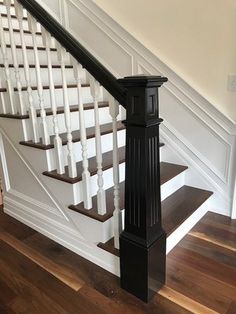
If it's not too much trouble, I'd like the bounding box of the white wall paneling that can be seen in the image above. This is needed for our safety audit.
[35,0,236,217]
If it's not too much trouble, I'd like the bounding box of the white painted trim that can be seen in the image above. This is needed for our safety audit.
[232,178,236,219]
[0,132,10,191]
[4,196,120,275]
[166,200,210,254]
[78,0,236,132]
[35,0,236,217]
[0,127,82,229]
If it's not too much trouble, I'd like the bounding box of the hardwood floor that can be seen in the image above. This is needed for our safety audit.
[0,206,235,314]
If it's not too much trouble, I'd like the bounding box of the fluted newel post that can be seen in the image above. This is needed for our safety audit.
[118,75,168,303]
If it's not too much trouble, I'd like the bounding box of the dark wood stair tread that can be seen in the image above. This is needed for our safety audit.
[20,121,125,150]
[98,186,213,255]
[162,186,213,236]
[1,13,28,20]
[0,83,89,93]
[3,27,42,35]
[69,182,125,222]
[69,162,188,222]
[5,44,57,51]
[160,162,188,185]
[98,238,120,257]
[0,64,73,69]
[0,101,109,120]
[44,147,126,185]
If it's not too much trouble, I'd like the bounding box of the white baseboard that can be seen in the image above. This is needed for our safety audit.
[4,194,120,276]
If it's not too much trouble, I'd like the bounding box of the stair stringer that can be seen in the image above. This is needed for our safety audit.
[0,128,120,276]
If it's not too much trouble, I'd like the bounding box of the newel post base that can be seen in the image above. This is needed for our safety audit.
[118,75,168,302]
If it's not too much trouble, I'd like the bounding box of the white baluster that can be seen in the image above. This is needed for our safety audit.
[0,72,6,114]
[71,59,92,209]
[0,11,16,114]
[109,96,122,249]
[28,14,50,145]
[4,0,25,115]
[57,43,77,178]
[89,76,106,215]
[15,3,39,143]
[42,29,64,174]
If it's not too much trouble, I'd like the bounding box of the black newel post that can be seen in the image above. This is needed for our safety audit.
[118,75,168,303]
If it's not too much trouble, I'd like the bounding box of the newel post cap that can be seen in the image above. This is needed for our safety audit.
[118,75,168,127]
[118,75,168,88]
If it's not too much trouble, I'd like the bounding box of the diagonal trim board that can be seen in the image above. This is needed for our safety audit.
[0,129,122,276]
[35,0,236,217]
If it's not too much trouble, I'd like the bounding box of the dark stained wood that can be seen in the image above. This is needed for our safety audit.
[191,219,236,250]
[227,301,236,314]
[98,186,213,254]
[0,207,37,240]
[167,254,234,313]
[70,182,125,222]
[0,63,73,68]
[160,162,187,185]
[168,246,236,288]
[44,147,126,184]
[3,27,41,35]
[179,234,236,268]
[162,186,213,236]
[0,207,235,313]
[5,44,57,51]
[1,13,28,20]
[0,101,109,120]
[0,83,89,93]
[69,162,188,222]
[20,121,125,150]
[98,238,120,257]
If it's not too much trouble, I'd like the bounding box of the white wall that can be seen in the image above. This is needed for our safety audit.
[94,0,236,122]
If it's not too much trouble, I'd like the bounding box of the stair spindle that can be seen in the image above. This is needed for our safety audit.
[15,3,39,143]
[0,72,6,114]
[89,76,106,215]
[42,29,64,174]
[4,0,25,115]
[109,96,122,249]
[71,59,92,209]
[28,14,50,145]
[0,10,16,114]
[57,43,77,178]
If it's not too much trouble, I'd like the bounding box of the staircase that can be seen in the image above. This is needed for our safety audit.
[0,0,213,303]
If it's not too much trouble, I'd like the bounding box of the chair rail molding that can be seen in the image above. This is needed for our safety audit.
[36,0,236,217]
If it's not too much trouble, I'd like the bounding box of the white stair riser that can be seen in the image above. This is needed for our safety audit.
[0,5,19,16]
[43,162,126,207]
[25,106,116,136]
[46,129,126,171]
[0,48,60,65]
[1,16,30,30]
[3,30,44,46]
[67,168,187,243]
[28,86,98,108]
[0,67,82,88]
[0,86,102,116]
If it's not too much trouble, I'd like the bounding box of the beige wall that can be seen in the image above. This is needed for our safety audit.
[94,0,236,122]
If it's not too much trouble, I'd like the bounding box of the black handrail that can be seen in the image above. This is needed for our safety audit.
[18,0,127,106]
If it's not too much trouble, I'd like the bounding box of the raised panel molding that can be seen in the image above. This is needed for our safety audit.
[67,0,134,77]
[36,0,236,217]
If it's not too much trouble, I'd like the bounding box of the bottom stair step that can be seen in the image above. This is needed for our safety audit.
[98,185,213,255]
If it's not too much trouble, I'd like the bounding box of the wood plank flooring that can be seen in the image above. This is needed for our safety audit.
[0,206,235,313]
